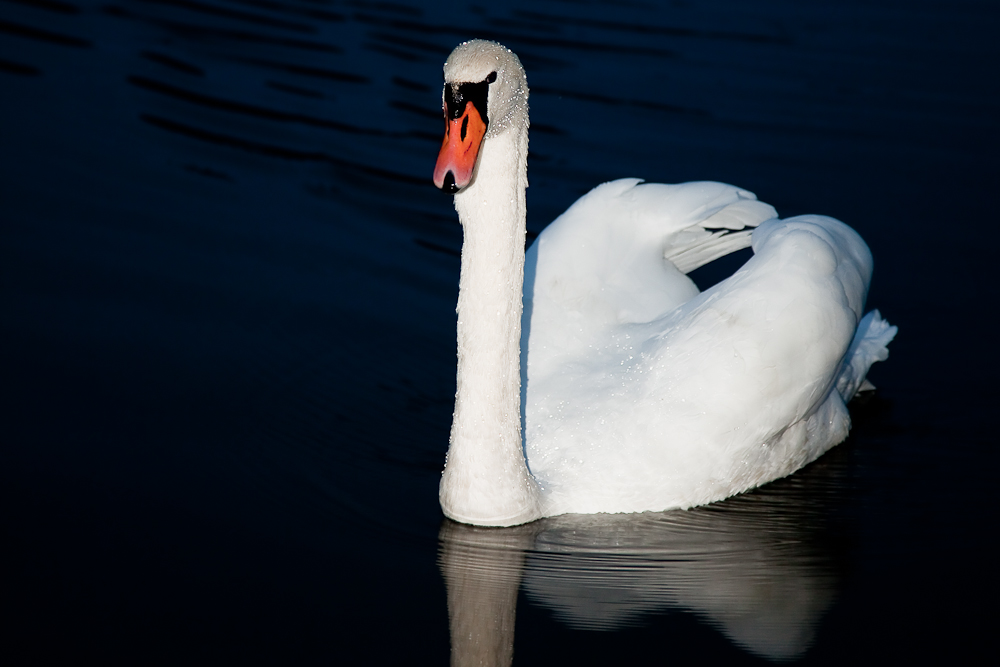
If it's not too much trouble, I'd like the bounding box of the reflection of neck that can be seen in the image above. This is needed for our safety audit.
[439,521,536,667]
[440,122,540,527]
[440,464,842,662]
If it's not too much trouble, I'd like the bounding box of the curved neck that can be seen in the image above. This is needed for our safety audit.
[440,120,540,526]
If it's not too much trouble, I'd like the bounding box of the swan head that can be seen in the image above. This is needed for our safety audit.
[433,40,528,193]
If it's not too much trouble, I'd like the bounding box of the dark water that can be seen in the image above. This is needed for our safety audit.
[2,0,997,663]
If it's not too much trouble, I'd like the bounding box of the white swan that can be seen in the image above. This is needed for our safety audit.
[433,40,896,527]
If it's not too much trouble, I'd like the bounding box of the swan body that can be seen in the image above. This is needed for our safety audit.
[435,40,896,526]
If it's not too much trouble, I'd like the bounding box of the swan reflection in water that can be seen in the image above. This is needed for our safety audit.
[439,449,850,665]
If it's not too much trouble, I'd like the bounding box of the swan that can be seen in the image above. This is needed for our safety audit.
[433,40,896,527]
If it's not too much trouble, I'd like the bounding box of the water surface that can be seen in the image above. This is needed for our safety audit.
[2,0,997,663]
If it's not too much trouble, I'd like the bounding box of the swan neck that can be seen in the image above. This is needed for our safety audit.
[440,122,540,526]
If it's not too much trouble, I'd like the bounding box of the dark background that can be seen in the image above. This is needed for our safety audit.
[2,0,997,664]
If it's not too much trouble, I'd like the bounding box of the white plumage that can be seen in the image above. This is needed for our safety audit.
[437,40,896,526]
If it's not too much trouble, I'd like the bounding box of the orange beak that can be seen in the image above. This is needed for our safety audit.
[433,100,488,193]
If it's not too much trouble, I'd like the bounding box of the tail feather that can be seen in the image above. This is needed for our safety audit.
[836,310,898,402]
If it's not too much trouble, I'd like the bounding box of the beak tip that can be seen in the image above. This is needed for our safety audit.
[437,170,460,194]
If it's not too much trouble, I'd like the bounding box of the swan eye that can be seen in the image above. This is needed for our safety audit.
[486,71,497,84]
